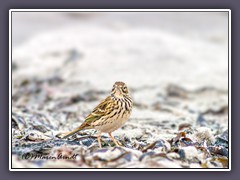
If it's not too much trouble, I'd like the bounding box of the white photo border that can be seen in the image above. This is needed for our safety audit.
[9,9,231,171]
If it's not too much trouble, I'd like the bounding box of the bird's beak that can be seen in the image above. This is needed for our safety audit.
[114,87,122,97]
[116,87,121,93]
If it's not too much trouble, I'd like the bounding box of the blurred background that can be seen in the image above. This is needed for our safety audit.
[12,12,228,90]
[11,11,229,168]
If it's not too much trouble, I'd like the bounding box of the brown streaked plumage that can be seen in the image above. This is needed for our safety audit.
[57,81,133,148]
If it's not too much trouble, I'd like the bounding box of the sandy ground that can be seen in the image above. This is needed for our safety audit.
[11,12,229,169]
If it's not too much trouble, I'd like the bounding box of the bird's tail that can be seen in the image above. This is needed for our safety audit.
[56,126,83,139]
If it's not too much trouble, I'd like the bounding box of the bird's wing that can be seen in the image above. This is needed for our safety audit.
[80,96,116,128]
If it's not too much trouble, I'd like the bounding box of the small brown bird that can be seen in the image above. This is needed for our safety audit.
[57,81,133,148]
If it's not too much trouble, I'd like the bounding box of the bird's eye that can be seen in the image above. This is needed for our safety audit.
[123,86,127,91]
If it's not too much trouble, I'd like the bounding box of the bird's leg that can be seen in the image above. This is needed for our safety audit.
[97,132,102,148]
[108,133,120,146]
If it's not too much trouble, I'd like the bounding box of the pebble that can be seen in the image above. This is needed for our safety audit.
[179,146,198,160]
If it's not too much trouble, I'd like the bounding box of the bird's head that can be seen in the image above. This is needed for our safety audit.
[111,81,129,98]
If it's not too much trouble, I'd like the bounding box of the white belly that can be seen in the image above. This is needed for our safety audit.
[92,111,131,133]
